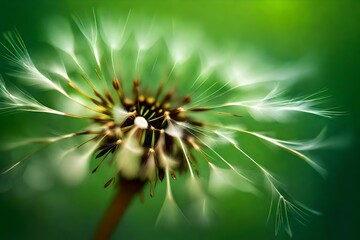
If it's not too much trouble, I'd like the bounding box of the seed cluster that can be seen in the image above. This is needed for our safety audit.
[84,78,200,195]
[0,17,333,234]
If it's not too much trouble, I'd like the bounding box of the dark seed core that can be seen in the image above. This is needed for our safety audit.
[91,79,197,189]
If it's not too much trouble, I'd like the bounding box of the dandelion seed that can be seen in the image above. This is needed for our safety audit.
[0,12,338,239]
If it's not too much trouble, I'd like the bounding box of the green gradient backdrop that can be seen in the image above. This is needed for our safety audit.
[0,1,359,239]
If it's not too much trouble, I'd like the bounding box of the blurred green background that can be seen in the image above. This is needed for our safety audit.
[0,0,359,239]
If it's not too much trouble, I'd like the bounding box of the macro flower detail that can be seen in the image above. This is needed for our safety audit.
[0,13,338,239]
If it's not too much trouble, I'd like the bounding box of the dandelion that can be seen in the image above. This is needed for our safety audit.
[0,12,338,239]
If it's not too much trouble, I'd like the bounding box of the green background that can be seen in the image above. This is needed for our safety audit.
[0,0,359,239]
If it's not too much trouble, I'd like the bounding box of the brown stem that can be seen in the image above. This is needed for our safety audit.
[94,178,144,240]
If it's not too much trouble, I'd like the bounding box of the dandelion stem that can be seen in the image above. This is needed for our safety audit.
[94,177,144,240]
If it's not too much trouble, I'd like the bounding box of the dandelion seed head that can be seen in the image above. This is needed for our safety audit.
[0,12,339,236]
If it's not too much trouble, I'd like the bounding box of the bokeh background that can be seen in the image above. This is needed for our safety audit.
[0,0,359,239]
